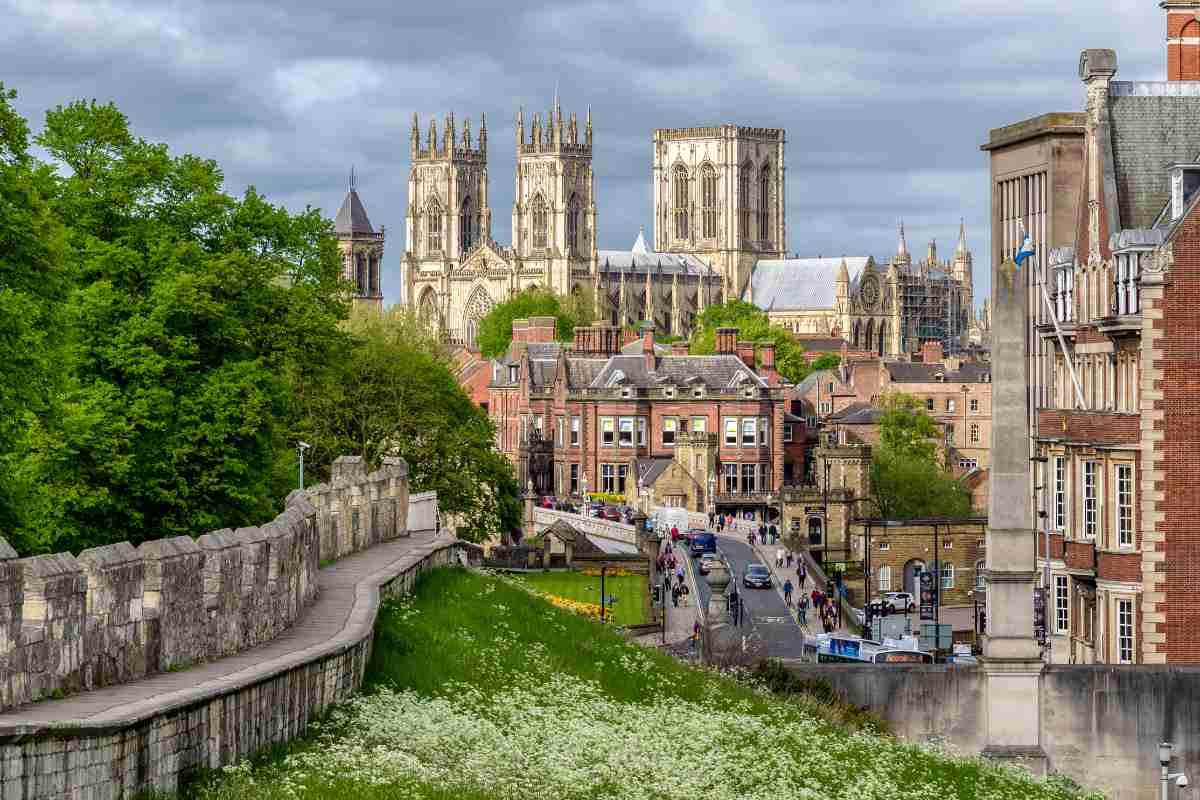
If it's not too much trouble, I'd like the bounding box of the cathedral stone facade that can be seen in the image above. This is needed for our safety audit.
[746,222,975,356]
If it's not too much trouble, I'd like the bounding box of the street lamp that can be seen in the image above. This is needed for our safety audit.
[297,441,311,491]
[1159,742,1190,800]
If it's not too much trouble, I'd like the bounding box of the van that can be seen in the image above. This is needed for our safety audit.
[656,507,690,537]
[689,532,717,556]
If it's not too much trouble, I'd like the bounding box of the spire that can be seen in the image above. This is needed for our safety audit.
[632,226,649,254]
[569,111,578,144]
[462,117,471,148]
[335,173,374,235]
[836,257,850,283]
[479,113,487,152]
[586,106,593,147]
[428,117,438,155]
[410,112,419,148]
[444,112,455,154]
[956,217,968,256]
[896,220,910,262]
[927,238,937,264]
[516,107,524,150]
[349,165,356,191]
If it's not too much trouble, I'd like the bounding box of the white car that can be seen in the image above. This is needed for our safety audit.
[883,592,917,612]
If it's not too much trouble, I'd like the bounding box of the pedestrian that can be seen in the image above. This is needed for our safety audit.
[798,594,809,624]
[691,620,701,651]
[679,583,690,607]
[671,585,680,607]
[783,578,793,607]
[670,525,679,542]
[676,564,684,584]
[708,511,715,528]
[758,523,766,545]
[776,547,785,568]
[769,523,778,544]
[717,515,724,532]
[785,551,793,568]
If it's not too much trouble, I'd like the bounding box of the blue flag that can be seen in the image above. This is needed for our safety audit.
[1015,231,1035,267]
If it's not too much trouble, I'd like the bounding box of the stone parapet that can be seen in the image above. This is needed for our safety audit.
[0,456,414,713]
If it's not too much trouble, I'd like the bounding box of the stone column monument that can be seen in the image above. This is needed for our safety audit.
[981,259,1046,771]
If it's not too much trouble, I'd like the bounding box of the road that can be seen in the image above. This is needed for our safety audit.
[691,534,808,659]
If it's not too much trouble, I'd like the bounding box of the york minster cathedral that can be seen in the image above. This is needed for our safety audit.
[333,106,977,355]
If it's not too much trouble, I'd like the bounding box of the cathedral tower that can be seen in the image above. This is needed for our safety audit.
[511,102,596,296]
[953,218,974,312]
[335,168,385,317]
[403,112,491,337]
[651,124,786,301]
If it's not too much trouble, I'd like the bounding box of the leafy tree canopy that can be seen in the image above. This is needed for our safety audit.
[475,288,594,358]
[867,392,971,520]
[688,300,817,383]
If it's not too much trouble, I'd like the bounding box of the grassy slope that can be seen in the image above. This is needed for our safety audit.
[521,571,649,625]
[184,568,1099,800]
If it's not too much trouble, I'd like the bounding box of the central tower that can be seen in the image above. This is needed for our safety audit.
[651,125,786,301]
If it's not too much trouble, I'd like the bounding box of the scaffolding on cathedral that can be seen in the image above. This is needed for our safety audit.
[895,264,968,354]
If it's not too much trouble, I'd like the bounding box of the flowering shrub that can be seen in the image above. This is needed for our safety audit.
[191,569,1101,800]
[578,568,634,577]
[531,590,611,621]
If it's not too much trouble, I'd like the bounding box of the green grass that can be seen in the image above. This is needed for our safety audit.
[520,570,649,626]
[182,568,1099,800]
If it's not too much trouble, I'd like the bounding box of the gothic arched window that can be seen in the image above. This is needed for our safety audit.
[758,164,771,241]
[567,193,581,252]
[459,196,474,253]
[355,252,367,295]
[531,194,548,250]
[426,199,443,253]
[701,164,717,240]
[672,165,689,241]
[738,160,752,239]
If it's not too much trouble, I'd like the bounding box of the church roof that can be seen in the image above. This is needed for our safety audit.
[334,188,375,235]
[746,257,871,311]
[598,232,716,278]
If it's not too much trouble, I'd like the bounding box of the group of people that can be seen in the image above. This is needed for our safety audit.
[655,545,690,607]
[805,588,840,633]
[747,523,779,546]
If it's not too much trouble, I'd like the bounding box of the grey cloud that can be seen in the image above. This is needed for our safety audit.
[0,0,1171,307]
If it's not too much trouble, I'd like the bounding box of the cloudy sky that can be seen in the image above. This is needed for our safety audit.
[2,0,1166,307]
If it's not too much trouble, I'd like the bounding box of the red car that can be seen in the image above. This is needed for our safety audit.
[601,506,622,522]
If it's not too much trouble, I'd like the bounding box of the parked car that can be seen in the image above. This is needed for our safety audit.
[689,531,717,556]
[538,496,555,509]
[601,506,622,522]
[743,563,772,589]
[698,553,720,575]
[883,592,917,612]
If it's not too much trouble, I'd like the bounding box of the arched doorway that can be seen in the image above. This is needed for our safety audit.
[903,559,927,596]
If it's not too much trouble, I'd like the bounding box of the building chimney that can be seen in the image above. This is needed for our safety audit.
[511,318,530,345]
[760,342,776,370]
[1164,2,1200,80]
[715,327,738,354]
[736,341,756,369]
[671,342,689,356]
[527,315,557,343]
[642,323,657,371]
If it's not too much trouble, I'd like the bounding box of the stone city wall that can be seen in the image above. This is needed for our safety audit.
[786,662,1200,800]
[0,455,409,713]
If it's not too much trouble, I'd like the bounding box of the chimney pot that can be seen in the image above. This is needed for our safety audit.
[715,327,738,355]
[736,341,756,369]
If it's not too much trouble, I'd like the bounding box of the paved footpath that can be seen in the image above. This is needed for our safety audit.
[0,531,449,728]
[632,539,701,653]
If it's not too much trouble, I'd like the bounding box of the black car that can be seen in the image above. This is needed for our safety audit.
[743,563,772,589]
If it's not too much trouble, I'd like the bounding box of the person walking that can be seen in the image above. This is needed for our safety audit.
[675,564,684,585]
[716,515,724,533]
[671,584,680,607]
[783,578,794,607]
[776,547,785,568]
[769,523,778,544]
[785,551,794,569]
[798,594,809,625]
[691,620,701,652]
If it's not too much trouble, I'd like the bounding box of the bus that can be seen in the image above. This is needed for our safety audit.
[815,635,934,664]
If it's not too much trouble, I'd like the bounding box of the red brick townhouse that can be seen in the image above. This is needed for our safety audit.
[985,3,1200,664]
[488,317,805,520]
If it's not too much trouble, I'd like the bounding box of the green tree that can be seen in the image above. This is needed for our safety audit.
[867,393,971,520]
[0,84,69,535]
[474,287,594,358]
[688,299,812,382]
[7,98,349,554]
[294,314,520,541]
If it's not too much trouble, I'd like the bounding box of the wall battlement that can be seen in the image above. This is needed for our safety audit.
[0,455,413,712]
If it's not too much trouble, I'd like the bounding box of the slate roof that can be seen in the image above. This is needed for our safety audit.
[334,189,374,235]
[746,257,871,310]
[1107,81,1200,230]
[794,336,846,352]
[885,361,991,383]
[831,402,883,425]
[635,458,674,487]
[588,354,765,390]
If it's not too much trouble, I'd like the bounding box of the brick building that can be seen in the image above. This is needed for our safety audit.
[488,318,804,520]
[983,4,1200,664]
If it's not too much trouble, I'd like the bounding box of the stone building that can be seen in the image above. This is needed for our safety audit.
[983,4,1200,664]
[848,519,988,635]
[744,222,975,357]
[487,319,803,522]
[334,174,385,316]
[780,440,872,570]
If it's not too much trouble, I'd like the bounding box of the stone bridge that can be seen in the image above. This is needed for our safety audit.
[0,455,479,799]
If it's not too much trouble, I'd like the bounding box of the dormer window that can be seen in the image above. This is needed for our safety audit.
[1169,163,1200,222]
[664,386,676,399]
[742,386,756,399]
[621,387,633,399]
[692,387,704,399]
[934,372,945,383]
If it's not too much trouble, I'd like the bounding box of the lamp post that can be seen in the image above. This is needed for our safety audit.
[1159,742,1190,800]
[297,441,311,491]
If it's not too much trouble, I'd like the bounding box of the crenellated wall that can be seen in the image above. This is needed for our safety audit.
[0,455,411,713]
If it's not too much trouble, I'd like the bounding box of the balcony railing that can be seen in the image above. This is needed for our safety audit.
[715,491,777,505]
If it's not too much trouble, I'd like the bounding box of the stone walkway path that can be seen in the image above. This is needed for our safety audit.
[632,539,701,651]
[0,531,448,729]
